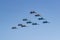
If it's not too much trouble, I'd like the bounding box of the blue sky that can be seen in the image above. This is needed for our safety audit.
[0,0,60,40]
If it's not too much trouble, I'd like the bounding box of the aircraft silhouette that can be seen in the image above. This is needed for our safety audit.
[21,24,26,27]
[43,21,49,23]
[18,24,26,27]
[11,27,17,29]
[30,11,36,14]
[18,24,22,26]
[35,14,41,17]
[38,17,44,20]
[32,23,38,25]
[22,18,28,21]
[26,21,32,24]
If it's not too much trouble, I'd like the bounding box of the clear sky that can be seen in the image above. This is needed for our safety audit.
[0,0,60,40]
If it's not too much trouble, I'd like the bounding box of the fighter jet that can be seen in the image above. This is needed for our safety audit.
[43,21,49,23]
[21,24,26,27]
[35,14,41,17]
[38,17,44,20]
[26,21,32,24]
[18,24,26,27]
[30,11,36,14]
[32,23,38,25]
[18,24,22,26]
[22,18,28,21]
[11,27,17,29]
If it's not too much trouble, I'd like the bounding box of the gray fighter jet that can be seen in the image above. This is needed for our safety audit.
[30,11,36,14]
[18,24,26,27]
[32,23,38,25]
[26,21,32,24]
[18,24,22,26]
[22,18,28,21]
[35,14,41,17]
[43,21,49,23]
[38,17,44,20]
[11,27,17,29]
[21,24,26,27]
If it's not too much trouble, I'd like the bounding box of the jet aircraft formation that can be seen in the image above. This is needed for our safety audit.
[11,11,49,29]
